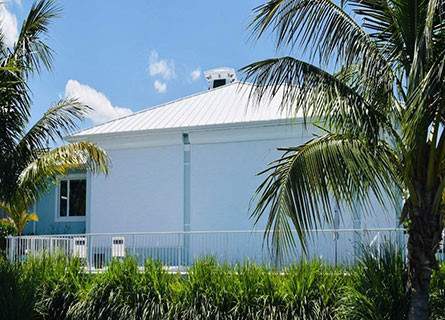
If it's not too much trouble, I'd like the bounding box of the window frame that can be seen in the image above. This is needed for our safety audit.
[55,174,87,222]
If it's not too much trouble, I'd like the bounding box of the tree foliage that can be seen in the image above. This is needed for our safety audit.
[0,0,109,218]
[243,1,444,318]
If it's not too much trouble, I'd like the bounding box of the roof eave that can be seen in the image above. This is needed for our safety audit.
[66,117,309,143]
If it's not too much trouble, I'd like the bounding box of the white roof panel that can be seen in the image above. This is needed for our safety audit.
[71,82,301,138]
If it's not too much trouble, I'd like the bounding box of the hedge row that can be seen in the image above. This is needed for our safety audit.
[1,248,444,320]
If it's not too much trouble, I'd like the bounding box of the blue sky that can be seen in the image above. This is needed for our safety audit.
[2,0,279,129]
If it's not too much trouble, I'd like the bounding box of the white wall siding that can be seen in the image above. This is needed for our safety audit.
[89,144,183,233]
[189,137,300,231]
[88,123,398,235]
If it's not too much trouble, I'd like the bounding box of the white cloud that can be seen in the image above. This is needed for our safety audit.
[153,80,167,93]
[190,68,201,81]
[148,50,175,80]
[0,4,18,48]
[65,80,133,125]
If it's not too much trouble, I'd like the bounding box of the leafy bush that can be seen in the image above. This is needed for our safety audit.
[0,220,15,255]
[1,249,445,320]
[431,263,445,320]
[283,261,344,320]
[33,257,87,320]
[231,262,283,319]
[0,255,34,319]
[0,254,82,320]
[67,258,145,320]
[170,257,342,320]
[67,257,175,320]
[172,258,240,319]
[337,245,409,320]
[0,220,15,238]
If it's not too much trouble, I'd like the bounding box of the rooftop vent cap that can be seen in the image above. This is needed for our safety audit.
[204,67,237,89]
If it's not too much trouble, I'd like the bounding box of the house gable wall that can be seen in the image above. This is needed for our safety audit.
[27,121,398,236]
[88,144,184,233]
[86,122,397,234]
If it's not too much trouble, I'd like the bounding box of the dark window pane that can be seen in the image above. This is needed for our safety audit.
[59,180,67,217]
[69,179,86,217]
[213,79,227,88]
[60,180,67,197]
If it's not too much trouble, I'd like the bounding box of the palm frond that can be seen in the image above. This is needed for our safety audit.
[403,49,445,147]
[251,0,391,81]
[0,202,39,235]
[0,2,110,224]
[0,0,59,154]
[251,133,400,256]
[11,0,60,75]
[0,64,30,151]
[242,56,393,142]
[17,98,90,154]
[348,0,412,68]
[14,142,109,205]
[424,0,441,60]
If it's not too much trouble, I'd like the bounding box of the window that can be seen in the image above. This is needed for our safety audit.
[57,177,86,220]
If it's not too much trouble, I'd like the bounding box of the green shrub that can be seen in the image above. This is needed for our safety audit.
[431,263,445,320]
[67,257,143,320]
[67,257,177,320]
[0,254,79,320]
[0,220,15,255]
[171,258,342,320]
[337,245,409,320]
[33,257,87,320]
[171,257,240,319]
[282,261,344,320]
[232,262,283,319]
[1,249,444,320]
[0,220,15,238]
[0,255,34,320]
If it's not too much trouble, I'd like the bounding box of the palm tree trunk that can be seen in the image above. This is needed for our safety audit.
[408,250,432,320]
[407,208,442,320]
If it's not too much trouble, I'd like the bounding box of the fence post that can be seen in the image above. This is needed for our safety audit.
[49,236,53,256]
[8,236,14,262]
[333,204,340,266]
[440,230,445,261]
[31,238,35,257]
[377,232,381,257]
[132,234,136,260]
[87,235,92,272]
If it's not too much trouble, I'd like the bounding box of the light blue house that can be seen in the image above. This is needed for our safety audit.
[24,69,396,237]
[10,69,404,268]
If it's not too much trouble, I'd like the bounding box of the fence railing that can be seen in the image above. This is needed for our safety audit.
[5,228,417,270]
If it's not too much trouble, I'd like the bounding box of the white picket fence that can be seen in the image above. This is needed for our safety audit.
[4,228,415,270]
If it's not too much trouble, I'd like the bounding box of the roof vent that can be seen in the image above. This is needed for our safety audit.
[204,67,237,90]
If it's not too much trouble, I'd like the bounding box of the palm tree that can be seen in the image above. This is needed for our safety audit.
[0,202,39,236]
[0,0,109,228]
[243,0,444,319]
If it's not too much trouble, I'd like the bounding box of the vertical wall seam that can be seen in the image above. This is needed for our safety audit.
[182,133,191,264]
[86,172,92,233]
[183,133,191,232]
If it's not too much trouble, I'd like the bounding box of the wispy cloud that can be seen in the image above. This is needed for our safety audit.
[153,80,167,93]
[148,50,175,80]
[65,80,133,125]
[0,3,18,48]
[190,68,201,81]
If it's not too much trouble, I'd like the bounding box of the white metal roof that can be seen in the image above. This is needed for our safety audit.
[71,82,301,138]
